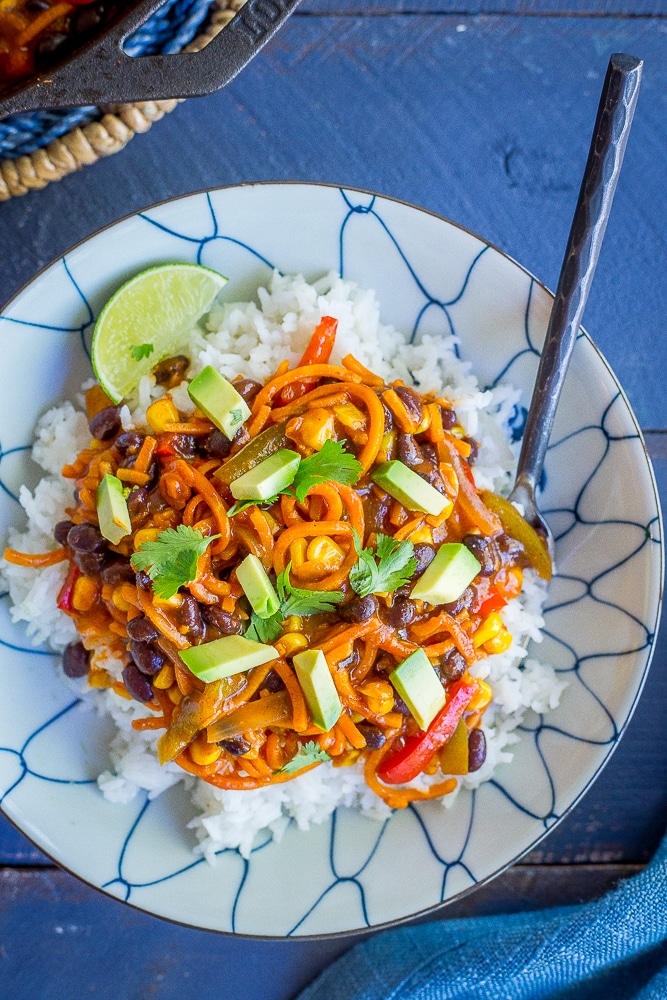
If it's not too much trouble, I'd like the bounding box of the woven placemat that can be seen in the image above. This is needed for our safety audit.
[0,0,244,201]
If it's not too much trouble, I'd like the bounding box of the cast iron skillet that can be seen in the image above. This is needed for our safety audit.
[0,0,300,118]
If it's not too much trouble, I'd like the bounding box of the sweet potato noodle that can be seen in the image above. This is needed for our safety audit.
[5,320,551,810]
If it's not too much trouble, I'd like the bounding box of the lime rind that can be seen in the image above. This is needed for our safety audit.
[91,263,228,403]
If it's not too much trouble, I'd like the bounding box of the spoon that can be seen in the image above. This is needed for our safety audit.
[509,52,643,560]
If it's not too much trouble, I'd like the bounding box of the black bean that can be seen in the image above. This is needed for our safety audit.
[462,534,496,576]
[145,486,168,514]
[54,520,74,546]
[62,641,90,678]
[233,378,262,403]
[262,670,284,693]
[126,487,148,519]
[339,594,378,623]
[439,649,467,682]
[100,558,135,586]
[219,736,251,755]
[26,0,50,10]
[381,597,417,629]
[168,434,197,460]
[420,442,438,464]
[397,433,423,469]
[442,586,476,617]
[126,615,160,643]
[129,641,165,676]
[465,437,479,465]
[152,355,189,388]
[496,532,526,563]
[175,594,204,641]
[365,492,392,536]
[374,654,395,674]
[394,386,424,427]
[72,4,103,33]
[74,551,107,575]
[136,570,153,591]
[439,405,457,430]
[413,543,436,575]
[202,429,232,459]
[122,663,154,702]
[201,605,243,635]
[391,691,411,715]
[356,723,386,749]
[89,405,121,441]
[468,728,487,772]
[35,31,68,58]
[381,398,394,430]
[115,431,143,456]
[67,523,105,553]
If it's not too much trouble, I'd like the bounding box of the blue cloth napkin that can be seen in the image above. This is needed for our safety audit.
[296,829,667,1000]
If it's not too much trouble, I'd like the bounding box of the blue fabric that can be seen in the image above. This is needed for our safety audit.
[0,0,213,158]
[297,829,667,1000]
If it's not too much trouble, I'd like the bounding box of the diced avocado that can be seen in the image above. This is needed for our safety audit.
[293,648,342,732]
[372,460,450,517]
[230,448,301,502]
[410,542,481,605]
[389,649,446,731]
[187,366,251,440]
[96,473,132,545]
[180,634,277,684]
[236,553,280,619]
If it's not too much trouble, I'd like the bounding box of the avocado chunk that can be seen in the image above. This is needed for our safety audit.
[96,473,132,545]
[372,460,450,517]
[410,542,481,605]
[187,366,251,440]
[230,448,301,502]
[389,649,446,731]
[293,648,342,732]
[236,553,280,619]
[179,634,277,684]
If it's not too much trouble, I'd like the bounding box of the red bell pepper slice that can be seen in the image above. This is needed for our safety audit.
[277,316,338,405]
[57,561,80,614]
[478,590,508,617]
[377,679,478,785]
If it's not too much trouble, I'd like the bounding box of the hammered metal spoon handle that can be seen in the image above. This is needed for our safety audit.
[510,52,643,545]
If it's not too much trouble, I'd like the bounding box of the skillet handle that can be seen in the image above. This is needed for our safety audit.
[0,0,301,116]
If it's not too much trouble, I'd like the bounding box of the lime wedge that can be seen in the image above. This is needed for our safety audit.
[91,263,228,403]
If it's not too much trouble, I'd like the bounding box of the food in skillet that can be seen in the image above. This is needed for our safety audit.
[0,0,128,87]
[1,268,563,856]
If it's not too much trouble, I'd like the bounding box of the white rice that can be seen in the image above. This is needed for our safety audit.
[0,270,565,861]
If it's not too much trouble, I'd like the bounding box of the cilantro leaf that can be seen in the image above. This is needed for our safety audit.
[276,563,344,616]
[278,740,332,774]
[349,530,417,598]
[291,439,362,503]
[245,611,283,644]
[129,343,154,361]
[227,495,280,518]
[130,525,220,600]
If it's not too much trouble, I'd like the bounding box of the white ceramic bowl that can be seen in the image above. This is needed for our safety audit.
[0,183,662,936]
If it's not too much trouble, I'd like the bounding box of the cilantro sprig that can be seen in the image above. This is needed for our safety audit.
[129,343,154,361]
[130,525,220,600]
[244,562,343,643]
[227,439,362,517]
[278,741,332,774]
[349,530,417,598]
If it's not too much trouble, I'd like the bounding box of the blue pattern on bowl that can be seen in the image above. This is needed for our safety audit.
[0,183,662,936]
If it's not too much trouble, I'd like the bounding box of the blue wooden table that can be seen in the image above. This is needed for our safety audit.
[1,2,666,997]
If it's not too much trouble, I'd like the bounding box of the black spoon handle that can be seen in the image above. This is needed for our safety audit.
[514,52,643,497]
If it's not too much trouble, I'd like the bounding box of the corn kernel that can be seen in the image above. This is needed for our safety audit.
[133,527,161,551]
[146,396,180,434]
[473,611,504,648]
[283,615,303,633]
[467,679,493,714]
[306,535,345,565]
[279,632,309,657]
[297,408,337,452]
[189,736,222,766]
[359,680,394,716]
[88,668,113,689]
[409,524,434,545]
[289,537,308,569]
[167,685,183,705]
[153,662,175,690]
[72,576,99,612]
[484,630,513,655]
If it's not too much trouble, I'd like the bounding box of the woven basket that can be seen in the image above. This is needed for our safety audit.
[0,0,244,201]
